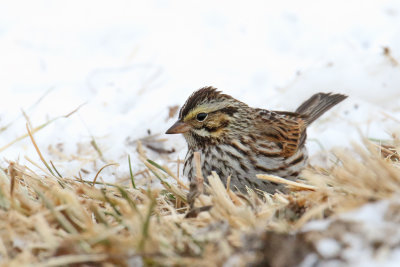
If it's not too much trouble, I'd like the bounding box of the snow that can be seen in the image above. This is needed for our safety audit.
[304,199,400,266]
[1,0,400,265]
[316,238,341,258]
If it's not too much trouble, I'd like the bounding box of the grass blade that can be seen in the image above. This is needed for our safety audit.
[128,155,136,189]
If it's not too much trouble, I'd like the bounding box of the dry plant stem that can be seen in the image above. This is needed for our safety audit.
[24,156,58,178]
[138,197,156,251]
[128,154,136,189]
[163,165,189,190]
[92,163,120,186]
[226,175,232,192]
[294,202,332,229]
[194,151,204,193]
[257,174,317,191]
[383,46,399,66]
[145,157,188,189]
[50,160,63,178]
[8,162,17,198]
[0,103,84,152]
[176,157,181,209]
[22,109,33,129]
[90,136,104,161]
[142,158,187,202]
[381,111,400,123]
[0,87,54,134]
[177,156,180,184]
[39,254,108,267]
[372,142,399,160]
[187,152,204,209]
[26,123,56,177]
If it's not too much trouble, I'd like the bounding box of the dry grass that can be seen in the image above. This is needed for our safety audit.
[0,133,399,266]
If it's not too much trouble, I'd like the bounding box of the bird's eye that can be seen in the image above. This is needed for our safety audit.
[196,113,208,122]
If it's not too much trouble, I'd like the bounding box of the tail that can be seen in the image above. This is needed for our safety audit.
[295,92,347,125]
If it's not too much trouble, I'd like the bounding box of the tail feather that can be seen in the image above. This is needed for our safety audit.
[296,92,347,125]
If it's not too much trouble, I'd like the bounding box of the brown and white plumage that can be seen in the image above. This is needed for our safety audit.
[166,86,347,193]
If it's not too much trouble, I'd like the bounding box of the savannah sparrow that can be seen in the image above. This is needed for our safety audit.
[166,87,347,193]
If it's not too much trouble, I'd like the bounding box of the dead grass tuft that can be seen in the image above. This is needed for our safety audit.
[0,133,399,266]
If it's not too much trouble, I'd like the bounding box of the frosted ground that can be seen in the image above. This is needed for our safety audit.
[1,0,400,266]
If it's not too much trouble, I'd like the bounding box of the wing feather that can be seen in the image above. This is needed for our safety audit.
[255,110,307,158]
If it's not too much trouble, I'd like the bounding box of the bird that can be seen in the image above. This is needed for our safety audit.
[166,86,347,193]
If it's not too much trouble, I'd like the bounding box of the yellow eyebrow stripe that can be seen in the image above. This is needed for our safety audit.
[183,103,226,122]
[184,106,212,121]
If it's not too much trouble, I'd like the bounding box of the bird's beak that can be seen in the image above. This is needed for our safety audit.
[165,120,191,134]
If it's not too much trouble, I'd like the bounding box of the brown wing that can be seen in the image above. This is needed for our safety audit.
[255,110,307,158]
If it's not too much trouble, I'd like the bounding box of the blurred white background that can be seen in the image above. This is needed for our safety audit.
[0,0,399,179]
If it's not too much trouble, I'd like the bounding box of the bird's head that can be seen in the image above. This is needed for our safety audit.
[166,86,249,148]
